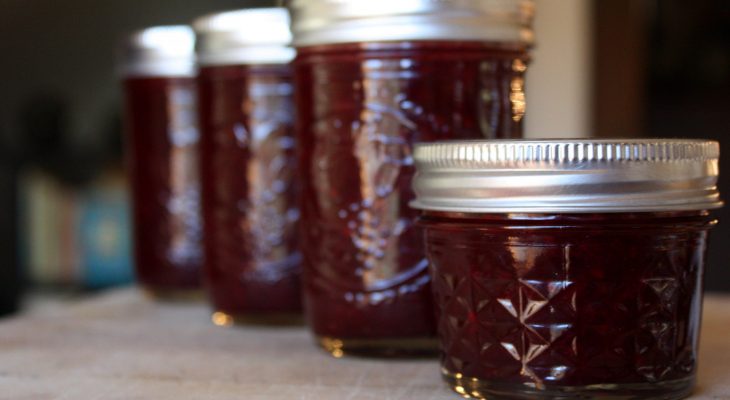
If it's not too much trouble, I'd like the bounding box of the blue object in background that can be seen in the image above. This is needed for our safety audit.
[78,184,134,289]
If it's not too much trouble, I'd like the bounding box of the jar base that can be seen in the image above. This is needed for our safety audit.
[210,310,304,327]
[317,335,438,358]
[142,287,204,302]
[442,368,695,400]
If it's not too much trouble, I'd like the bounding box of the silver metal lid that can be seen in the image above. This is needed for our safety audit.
[193,8,295,66]
[118,25,196,78]
[411,139,723,213]
[289,0,535,47]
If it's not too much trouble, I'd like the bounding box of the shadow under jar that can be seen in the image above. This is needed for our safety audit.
[194,9,302,325]
[411,140,723,399]
[289,0,535,357]
[120,26,204,299]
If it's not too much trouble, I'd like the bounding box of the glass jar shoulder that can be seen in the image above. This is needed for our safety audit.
[419,211,716,231]
[295,40,529,64]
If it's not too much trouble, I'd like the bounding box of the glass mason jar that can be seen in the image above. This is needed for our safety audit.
[119,26,203,299]
[289,0,535,356]
[194,9,301,325]
[411,139,723,399]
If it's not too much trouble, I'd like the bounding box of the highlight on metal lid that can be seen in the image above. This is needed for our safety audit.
[288,0,535,47]
[193,7,295,66]
[411,139,723,213]
[118,25,196,78]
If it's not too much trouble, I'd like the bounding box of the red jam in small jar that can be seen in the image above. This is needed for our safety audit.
[290,0,535,356]
[120,26,203,298]
[412,140,722,399]
[194,9,301,324]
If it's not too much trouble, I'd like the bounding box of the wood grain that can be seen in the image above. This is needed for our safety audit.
[0,289,728,399]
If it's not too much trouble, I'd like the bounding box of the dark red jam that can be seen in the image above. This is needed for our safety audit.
[420,211,715,397]
[294,42,528,347]
[197,64,301,319]
[123,77,203,294]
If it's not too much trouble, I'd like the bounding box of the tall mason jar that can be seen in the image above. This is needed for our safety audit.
[194,9,301,325]
[289,0,535,356]
[119,26,203,299]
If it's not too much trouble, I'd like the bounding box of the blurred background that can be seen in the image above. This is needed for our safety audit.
[0,0,727,316]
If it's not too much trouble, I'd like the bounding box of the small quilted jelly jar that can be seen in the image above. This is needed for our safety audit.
[411,139,722,399]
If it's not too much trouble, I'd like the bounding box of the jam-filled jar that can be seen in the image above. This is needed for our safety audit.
[193,9,301,325]
[119,26,203,299]
[289,0,535,356]
[411,139,723,399]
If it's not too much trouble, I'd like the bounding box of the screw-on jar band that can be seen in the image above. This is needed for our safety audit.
[289,0,535,47]
[411,139,723,213]
[118,26,196,78]
[193,8,295,66]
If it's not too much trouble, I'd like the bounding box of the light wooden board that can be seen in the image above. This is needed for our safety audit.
[0,288,728,399]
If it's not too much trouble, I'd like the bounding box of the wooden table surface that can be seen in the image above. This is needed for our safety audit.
[0,288,728,399]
